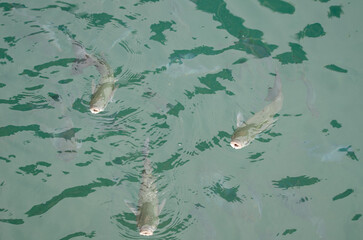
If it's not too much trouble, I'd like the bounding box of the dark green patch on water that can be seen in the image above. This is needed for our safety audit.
[325,64,348,73]
[167,102,185,117]
[273,175,320,189]
[273,43,307,64]
[232,57,247,65]
[134,0,160,6]
[18,161,51,176]
[31,1,78,14]
[0,48,13,64]
[330,120,342,128]
[0,2,26,12]
[112,151,142,165]
[0,124,41,137]
[258,0,295,14]
[25,178,116,217]
[248,152,264,160]
[59,231,96,240]
[328,5,343,18]
[75,161,92,167]
[19,69,40,77]
[332,188,353,201]
[155,153,189,173]
[346,151,358,161]
[190,69,234,97]
[352,214,362,221]
[0,218,24,225]
[72,98,89,113]
[76,12,115,28]
[34,58,75,72]
[4,36,18,47]
[84,147,103,155]
[58,78,73,84]
[169,46,222,64]
[196,141,213,152]
[25,85,44,91]
[296,23,326,39]
[207,182,242,203]
[283,229,297,235]
[150,21,176,45]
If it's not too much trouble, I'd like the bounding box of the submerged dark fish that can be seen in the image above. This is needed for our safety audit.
[48,93,81,161]
[230,73,283,149]
[126,138,165,236]
[72,41,116,114]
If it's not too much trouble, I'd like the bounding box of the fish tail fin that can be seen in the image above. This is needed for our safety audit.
[71,40,98,75]
[143,137,150,157]
[265,73,282,102]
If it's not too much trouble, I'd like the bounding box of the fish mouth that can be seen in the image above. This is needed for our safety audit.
[139,230,154,236]
[140,225,155,236]
[90,107,101,114]
[230,141,243,149]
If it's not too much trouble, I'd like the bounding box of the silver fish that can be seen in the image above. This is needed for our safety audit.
[72,40,116,114]
[126,138,166,236]
[230,73,283,149]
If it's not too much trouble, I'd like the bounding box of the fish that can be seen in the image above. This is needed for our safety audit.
[301,75,319,117]
[230,73,283,149]
[72,40,117,114]
[48,93,81,161]
[125,138,166,236]
[52,120,81,162]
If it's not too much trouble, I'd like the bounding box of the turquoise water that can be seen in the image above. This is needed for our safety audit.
[1,0,362,239]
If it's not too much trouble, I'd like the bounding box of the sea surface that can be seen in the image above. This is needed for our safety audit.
[0,0,362,239]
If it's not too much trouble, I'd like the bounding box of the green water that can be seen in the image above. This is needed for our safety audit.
[1,0,362,239]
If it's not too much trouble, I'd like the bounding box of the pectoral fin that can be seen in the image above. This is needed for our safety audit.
[124,200,138,215]
[158,199,166,215]
[109,87,117,103]
[236,112,245,127]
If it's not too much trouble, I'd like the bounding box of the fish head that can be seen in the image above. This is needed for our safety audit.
[89,83,114,114]
[89,99,106,114]
[230,124,254,149]
[230,137,250,149]
[137,202,160,236]
[139,225,157,236]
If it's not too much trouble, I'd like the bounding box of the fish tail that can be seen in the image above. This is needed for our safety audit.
[143,138,152,174]
[143,138,150,157]
[71,40,98,74]
[265,73,282,102]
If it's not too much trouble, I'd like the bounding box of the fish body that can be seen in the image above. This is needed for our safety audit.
[230,74,283,149]
[126,139,165,236]
[72,40,116,114]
